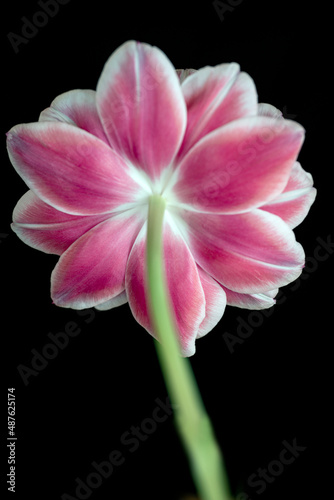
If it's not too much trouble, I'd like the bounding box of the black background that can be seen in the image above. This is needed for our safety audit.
[2,1,331,499]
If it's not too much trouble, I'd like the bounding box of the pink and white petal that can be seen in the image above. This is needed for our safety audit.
[125,225,150,334]
[7,122,145,216]
[51,209,145,309]
[261,162,316,228]
[95,291,128,311]
[196,267,226,339]
[223,286,279,310]
[173,116,305,214]
[176,63,258,160]
[96,40,186,180]
[11,190,111,255]
[181,209,305,294]
[126,218,205,356]
[39,89,110,145]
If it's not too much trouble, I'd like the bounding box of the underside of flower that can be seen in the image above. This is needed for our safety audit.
[7,40,316,356]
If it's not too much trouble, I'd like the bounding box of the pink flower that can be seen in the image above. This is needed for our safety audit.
[7,41,316,356]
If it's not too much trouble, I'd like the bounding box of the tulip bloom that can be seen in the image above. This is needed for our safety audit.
[7,40,315,356]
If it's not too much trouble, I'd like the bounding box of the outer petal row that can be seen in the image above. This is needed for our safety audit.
[196,267,226,338]
[173,116,305,214]
[95,291,128,311]
[126,216,226,356]
[126,219,204,356]
[179,208,305,294]
[257,103,316,228]
[39,89,110,145]
[11,190,112,255]
[7,122,144,216]
[223,287,279,310]
[177,63,258,160]
[51,208,146,309]
[43,205,227,355]
[261,161,316,228]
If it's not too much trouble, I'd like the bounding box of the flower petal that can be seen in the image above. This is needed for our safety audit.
[95,291,128,311]
[125,216,205,356]
[96,40,186,179]
[7,122,145,216]
[51,209,145,309]
[222,286,279,310]
[39,89,110,144]
[261,162,316,228]
[173,116,305,214]
[180,208,305,293]
[258,102,283,119]
[11,190,111,255]
[177,63,258,160]
[175,68,197,84]
[196,267,226,338]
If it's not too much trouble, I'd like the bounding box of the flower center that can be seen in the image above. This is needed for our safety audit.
[129,164,178,209]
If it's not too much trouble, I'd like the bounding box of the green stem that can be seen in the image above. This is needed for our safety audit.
[146,194,232,500]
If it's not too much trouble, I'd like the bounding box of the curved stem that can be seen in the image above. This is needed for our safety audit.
[146,194,232,500]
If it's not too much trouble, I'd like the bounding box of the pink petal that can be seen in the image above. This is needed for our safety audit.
[222,286,279,310]
[173,116,305,213]
[39,89,110,144]
[7,122,145,216]
[177,63,258,160]
[125,218,205,356]
[51,210,145,309]
[180,209,305,294]
[96,40,186,180]
[196,267,226,338]
[11,190,111,255]
[261,162,316,228]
